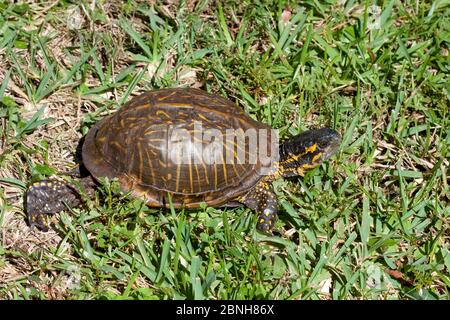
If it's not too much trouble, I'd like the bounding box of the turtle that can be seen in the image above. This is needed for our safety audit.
[25,88,341,233]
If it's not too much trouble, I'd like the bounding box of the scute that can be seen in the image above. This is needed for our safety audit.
[82,88,274,208]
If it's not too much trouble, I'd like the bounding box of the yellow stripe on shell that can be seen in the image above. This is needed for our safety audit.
[156,110,171,118]
[157,91,177,101]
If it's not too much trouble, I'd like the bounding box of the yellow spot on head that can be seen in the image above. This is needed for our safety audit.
[285,143,319,164]
[306,143,317,154]
[312,152,322,164]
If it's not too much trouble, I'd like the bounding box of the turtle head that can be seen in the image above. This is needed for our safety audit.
[278,128,341,177]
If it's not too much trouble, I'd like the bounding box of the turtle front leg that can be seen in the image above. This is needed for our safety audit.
[255,188,278,233]
[26,178,94,231]
[239,182,278,234]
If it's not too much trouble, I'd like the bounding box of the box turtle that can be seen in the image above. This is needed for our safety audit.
[26,88,341,233]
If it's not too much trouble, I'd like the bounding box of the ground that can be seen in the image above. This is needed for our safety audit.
[0,0,449,299]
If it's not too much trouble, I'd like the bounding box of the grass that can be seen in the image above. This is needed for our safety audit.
[0,0,449,300]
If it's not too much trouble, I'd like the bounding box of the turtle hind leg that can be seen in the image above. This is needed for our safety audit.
[25,180,83,231]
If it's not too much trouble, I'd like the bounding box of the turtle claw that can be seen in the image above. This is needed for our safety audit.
[256,225,274,236]
[27,211,49,232]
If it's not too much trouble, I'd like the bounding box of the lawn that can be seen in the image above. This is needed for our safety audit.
[0,0,448,299]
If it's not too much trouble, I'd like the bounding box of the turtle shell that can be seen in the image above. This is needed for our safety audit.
[82,88,275,207]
